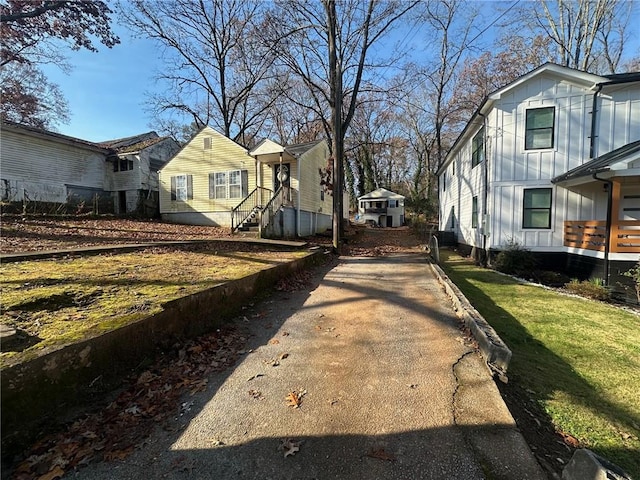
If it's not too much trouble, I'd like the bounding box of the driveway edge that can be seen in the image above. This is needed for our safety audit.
[428,259,512,374]
[1,248,326,461]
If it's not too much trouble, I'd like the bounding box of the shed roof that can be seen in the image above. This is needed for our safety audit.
[358,188,405,200]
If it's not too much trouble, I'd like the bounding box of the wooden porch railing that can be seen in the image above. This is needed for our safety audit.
[230,186,272,232]
[564,220,640,253]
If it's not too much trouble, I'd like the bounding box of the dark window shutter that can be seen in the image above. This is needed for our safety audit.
[209,173,215,199]
[171,176,176,200]
[187,175,193,200]
[241,169,249,197]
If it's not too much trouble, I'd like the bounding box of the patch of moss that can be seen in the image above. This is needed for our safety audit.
[1,246,307,366]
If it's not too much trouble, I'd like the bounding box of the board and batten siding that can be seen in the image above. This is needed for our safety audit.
[0,128,107,203]
[440,124,485,248]
[159,127,256,226]
[596,87,640,155]
[486,74,640,251]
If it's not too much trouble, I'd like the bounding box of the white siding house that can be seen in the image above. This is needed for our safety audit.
[0,122,178,215]
[356,188,405,227]
[437,63,640,291]
[101,132,180,215]
[1,121,112,210]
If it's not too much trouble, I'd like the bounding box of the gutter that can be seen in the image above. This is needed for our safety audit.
[592,172,612,286]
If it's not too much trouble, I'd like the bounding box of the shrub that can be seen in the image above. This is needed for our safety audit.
[534,270,571,287]
[564,278,611,301]
[493,239,536,277]
[622,259,640,303]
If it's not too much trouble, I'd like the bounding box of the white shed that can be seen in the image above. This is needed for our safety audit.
[357,188,405,227]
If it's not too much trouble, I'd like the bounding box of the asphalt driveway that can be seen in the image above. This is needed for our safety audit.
[72,252,545,480]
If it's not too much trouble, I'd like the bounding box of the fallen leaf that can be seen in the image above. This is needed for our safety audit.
[136,371,156,385]
[247,373,265,381]
[37,466,65,480]
[366,447,396,462]
[281,438,300,458]
[268,339,280,345]
[286,392,301,408]
[248,389,264,400]
[103,447,134,461]
[281,332,290,336]
[190,378,208,395]
[279,353,289,360]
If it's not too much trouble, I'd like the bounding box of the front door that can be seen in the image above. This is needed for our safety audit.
[274,163,291,201]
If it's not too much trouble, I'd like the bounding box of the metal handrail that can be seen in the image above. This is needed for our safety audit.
[231,186,272,232]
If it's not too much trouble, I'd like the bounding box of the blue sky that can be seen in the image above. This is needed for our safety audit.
[42,3,639,143]
[41,25,160,142]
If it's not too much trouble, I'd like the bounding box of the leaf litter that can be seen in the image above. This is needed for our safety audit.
[11,326,246,480]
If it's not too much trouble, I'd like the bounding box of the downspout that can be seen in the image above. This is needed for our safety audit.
[592,172,612,286]
[297,157,301,237]
[589,84,603,159]
[479,112,489,266]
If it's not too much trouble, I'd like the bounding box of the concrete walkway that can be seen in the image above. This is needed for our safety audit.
[73,253,545,480]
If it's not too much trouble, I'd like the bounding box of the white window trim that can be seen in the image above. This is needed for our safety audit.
[175,174,188,201]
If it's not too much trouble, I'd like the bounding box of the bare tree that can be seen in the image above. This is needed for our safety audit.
[528,0,632,73]
[119,0,278,144]
[266,0,417,249]
[451,34,555,121]
[0,0,119,128]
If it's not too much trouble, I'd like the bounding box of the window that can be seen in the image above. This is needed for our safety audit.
[215,172,226,199]
[209,170,249,199]
[388,199,397,208]
[452,161,455,176]
[472,128,484,167]
[320,190,325,201]
[204,137,212,149]
[113,158,134,172]
[523,188,552,229]
[472,196,478,228]
[170,174,192,201]
[229,170,242,198]
[442,171,446,192]
[525,107,555,150]
[450,206,455,229]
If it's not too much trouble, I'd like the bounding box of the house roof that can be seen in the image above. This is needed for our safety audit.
[97,132,163,153]
[551,140,640,184]
[437,63,640,176]
[1,120,111,154]
[358,188,405,200]
[284,140,324,158]
[250,139,324,159]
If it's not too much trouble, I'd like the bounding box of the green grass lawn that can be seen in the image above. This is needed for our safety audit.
[440,249,640,477]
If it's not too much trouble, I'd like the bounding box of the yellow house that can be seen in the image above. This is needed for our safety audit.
[159,126,333,237]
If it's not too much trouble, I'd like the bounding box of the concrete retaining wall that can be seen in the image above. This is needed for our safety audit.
[429,260,512,373]
[1,249,324,458]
